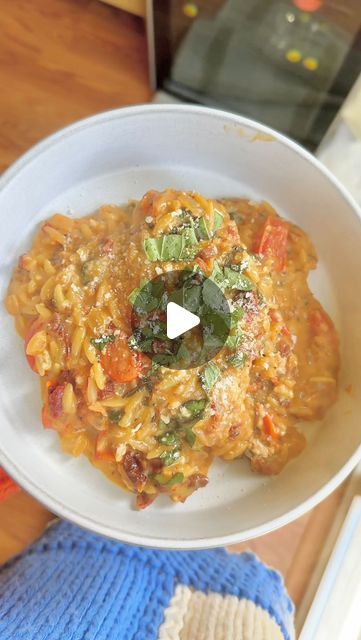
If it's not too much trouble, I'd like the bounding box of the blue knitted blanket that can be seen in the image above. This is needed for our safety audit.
[0,520,294,639]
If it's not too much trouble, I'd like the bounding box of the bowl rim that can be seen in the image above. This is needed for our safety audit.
[1,103,361,549]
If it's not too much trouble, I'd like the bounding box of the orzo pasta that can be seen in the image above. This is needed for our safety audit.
[5,189,339,507]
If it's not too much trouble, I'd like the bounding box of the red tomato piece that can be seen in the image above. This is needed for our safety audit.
[309,308,338,348]
[253,217,289,271]
[48,382,66,418]
[41,405,53,429]
[101,336,143,383]
[263,414,279,441]
[139,190,161,216]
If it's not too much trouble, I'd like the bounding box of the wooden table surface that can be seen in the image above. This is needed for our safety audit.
[0,0,344,612]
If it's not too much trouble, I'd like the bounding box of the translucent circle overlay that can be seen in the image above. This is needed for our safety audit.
[130,269,231,369]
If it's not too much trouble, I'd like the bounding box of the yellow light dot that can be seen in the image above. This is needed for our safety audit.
[303,57,319,70]
[183,2,198,18]
[286,49,302,63]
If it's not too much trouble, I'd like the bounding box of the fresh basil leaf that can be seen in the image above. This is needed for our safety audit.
[200,362,220,393]
[144,237,162,261]
[184,284,202,313]
[128,287,140,305]
[133,280,164,315]
[231,307,244,327]
[160,234,183,261]
[90,334,115,351]
[160,449,181,466]
[225,332,243,350]
[107,409,122,423]
[202,278,225,311]
[224,267,254,291]
[179,227,199,260]
[197,216,211,240]
[153,353,174,366]
[213,209,224,232]
[202,332,224,354]
[209,261,226,290]
[175,342,190,362]
[137,338,154,353]
[228,352,247,369]
[202,309,229,335]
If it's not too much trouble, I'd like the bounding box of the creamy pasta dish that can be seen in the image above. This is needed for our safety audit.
[5,189,339,508]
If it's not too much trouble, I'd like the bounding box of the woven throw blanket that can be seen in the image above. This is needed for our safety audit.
[0,519,295,639]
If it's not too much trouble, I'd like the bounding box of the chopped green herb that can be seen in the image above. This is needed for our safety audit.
[90,334,115,351]
[107,409,122,423]
[131,280,165,316]
[179,227,199,260]
[197,216,211,240]
[184,284,202,313]
[128,287,140,305]
[231,307,245,327]
[213,209,224,232]
[200,362,220,393]
[167,472,184,486]
[223,267,254,291]
[157,431,179,446]
[180,399,208,421]
[148,361,160,376]
[175,342,190,363]
[201,332,224,355]
[80,260,98,285]
[154,472,184,486]
[144,237,163,261]
[160,234,183,261]
[202,278,225,310]
[209,261,226,290]
[184,428,196,447]
[160,449,181,466]
[144,226,199,263]
[225,332,243,350]
[228,352,247,369]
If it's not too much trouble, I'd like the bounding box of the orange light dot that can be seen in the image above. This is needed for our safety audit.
[293,0,323,11]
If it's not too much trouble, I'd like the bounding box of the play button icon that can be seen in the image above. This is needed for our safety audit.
[129,269,231,369]
[166,302,200,339]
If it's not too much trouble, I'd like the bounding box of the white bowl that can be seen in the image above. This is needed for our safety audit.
[0,105,361,549]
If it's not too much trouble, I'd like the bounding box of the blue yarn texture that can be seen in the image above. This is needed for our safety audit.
[0,520,294,640]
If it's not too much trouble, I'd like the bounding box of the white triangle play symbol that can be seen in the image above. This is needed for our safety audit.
[166,302,200,340]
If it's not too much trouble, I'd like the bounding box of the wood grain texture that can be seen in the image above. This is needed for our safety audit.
[0,0,150,173]
[0,492,54,563]
[0,0,345,617]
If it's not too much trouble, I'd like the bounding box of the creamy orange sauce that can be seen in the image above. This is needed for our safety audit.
[5,190,339,507]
